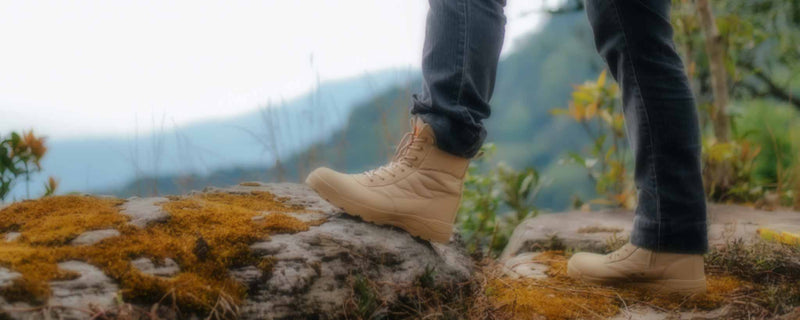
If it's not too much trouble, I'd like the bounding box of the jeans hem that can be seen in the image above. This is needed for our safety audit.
[413,112,483,158]
[630,214,708,254]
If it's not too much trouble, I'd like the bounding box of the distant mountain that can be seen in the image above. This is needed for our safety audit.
[6,69,414,200]
[114,12,607,211]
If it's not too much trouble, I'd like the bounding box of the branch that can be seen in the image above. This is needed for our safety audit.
[738,61,800,110]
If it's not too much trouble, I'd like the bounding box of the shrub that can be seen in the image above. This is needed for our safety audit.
[457,144,544,257]
[550,71,635,209]
[0,131,52,200]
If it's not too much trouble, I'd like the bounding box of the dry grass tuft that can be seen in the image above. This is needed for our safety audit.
[577,226,624,234]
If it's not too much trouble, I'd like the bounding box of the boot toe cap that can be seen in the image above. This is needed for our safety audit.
[307,167,354,192]
[306,167,389,209]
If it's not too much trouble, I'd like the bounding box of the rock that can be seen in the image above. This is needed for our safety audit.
[242,216,472,319]
[120,197,170,227]
[131,258,180,278]
[228,182,341,215]
[501,252,548,279]
[0,183,471,320]
[48,261,119,318]
[496,204,800,319]
[500,210,633,260]
[252,211,328,223]
[4,232,20,243]
[0,267,21,288]
[501,204,800,261]
[70,229,120,246]
[229,266,262,284]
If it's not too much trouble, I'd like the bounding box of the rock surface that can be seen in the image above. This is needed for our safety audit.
[48,261,120,318]
[120,196,170,227]
[499,204,800,320]
[501,204,800,261]
[70,229,120,246]
[3,232,20,243]
[242,216,472,319]
[0,268,21,288]
[0,183,473,320]
[130,257,180,278]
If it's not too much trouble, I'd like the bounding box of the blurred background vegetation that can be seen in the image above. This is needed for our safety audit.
[3,0,799,256]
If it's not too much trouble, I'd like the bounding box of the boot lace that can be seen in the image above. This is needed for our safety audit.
[364,132,427,182]
[609,243,635,261]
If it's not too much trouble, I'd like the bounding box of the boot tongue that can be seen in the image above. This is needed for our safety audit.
[411,117,435,144]
[390,118,433,166]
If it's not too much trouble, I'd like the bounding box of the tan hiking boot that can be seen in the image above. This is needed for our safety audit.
[305,117,469,243]
[567,243,707,294]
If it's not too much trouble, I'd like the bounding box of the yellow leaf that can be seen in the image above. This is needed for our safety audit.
[758,227,800,246]
[549,108,569,116]
[600,109,613,124]
[597,70,607,88]
[570,102,585,122]
[585,101,598,120]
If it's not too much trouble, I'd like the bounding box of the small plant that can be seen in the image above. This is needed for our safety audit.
[350,275,380,319]
[457,144,544,256]
[551,70,635,209]
[417,265,437,290]
[0,130,50,200]
[701,136,762,203]
[42,177,58,198]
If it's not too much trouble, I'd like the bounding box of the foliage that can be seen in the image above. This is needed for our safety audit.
[701,101,800,205]
[672,0,800,112]
[701,137,762,202]
[669,0,800,207]
[457,144,544,257]
[551,71,635,209]
[0,131,56,201]
[42,177,58,198]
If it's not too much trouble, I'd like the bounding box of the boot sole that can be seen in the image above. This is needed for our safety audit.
[567,263,707,294]
[306,172,454,243]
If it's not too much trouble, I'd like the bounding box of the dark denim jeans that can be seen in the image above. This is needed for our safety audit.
[411,0,708,254]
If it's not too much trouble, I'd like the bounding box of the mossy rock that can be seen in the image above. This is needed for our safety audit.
[0,183,474,319]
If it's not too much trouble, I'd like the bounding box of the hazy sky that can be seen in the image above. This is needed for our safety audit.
[1,1,551,140]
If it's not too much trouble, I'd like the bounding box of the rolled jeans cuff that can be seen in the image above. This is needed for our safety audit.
[630,213,709,254]
[416,112,485,159]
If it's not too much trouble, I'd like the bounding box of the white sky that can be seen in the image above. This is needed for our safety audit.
[0,0,549,140]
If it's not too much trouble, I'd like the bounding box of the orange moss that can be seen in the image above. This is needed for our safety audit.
[197,191,303,212]
[260,212,309,233]
[0,191,309,314]
[0,196,126,245]
[238,182,261,187]
[488,251,749,319]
